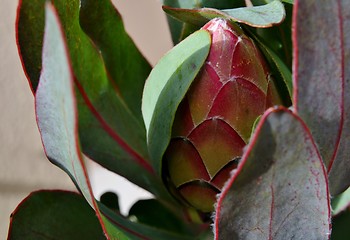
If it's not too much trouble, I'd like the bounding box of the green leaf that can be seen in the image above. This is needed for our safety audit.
[16,0,171,200]
[79,0,151,120]
[35,5,125,238]
[142,30,211,174]
[332,187,350,216]
[128,199,198,236]
[162,0,244,44]
[16,0,45,92]
[293,0,350,195]
[35,5,190,239]
[7,191,106,240]
[98,204,197,240]
[163,0,285,29]
[100,192,120,213]
[331,208,350,240]
[215,107,331,239]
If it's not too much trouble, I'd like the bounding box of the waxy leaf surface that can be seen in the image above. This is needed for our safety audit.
[16,0,171,200]
[34,5,196,240]
[142,30,211,173]
[8,191,105,240]
[163,1,285,29]
[79,0,151,120]
[331,209,350,239]
[293,0,350,195]
[35,5,120,238]
[215,108,330,240]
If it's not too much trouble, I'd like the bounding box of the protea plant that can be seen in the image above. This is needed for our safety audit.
[163,18,282,212]
[7,0,350,239]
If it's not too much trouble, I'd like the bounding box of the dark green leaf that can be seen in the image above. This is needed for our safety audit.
[163,1,285,29]
[215,108,331,239]
[331,208,350,240]
[128,199,198,235]
[98,204,198,240]
[35,5,127,238]
[142,30,211,174]
[16,0,45,92]
[100,192,120,213]
[7,191,105,240]
[35,5,191,239]
[16,0,171,200]
[294,0,350,195]
[79,0,151,120]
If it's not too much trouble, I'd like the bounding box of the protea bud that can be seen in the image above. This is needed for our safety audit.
[164,18,281,213]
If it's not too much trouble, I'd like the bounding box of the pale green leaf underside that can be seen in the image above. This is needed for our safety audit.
[36,5,131,239]
[37,3,93,207]
[163,0,285,28]
[332,187,350,216]
[222,0,285,27]
[142,30,211,173]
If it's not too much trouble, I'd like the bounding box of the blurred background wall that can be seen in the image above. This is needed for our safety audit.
[0,0,172,237]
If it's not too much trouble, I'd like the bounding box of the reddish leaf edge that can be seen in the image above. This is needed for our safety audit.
[16,0,155,176]
[6,189,80,239]
[213,106,331,239]
[101,206,153,240]
[292,0,345,173]
[15,0,36,94]
[325,0,345,173]
[73,79,155,175]
[34,3,109,239]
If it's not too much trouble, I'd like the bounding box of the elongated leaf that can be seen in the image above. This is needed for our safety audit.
[142,30,211,174]
[163,1,285,29]
[332,187,350,216]
[293,0,350,195]
[36,6,193,239]
[98,204,198,240]
[327,0,350,196]
[79,0,151,120]
[8,191,105,240]
[16,0,171,200]
[16,0,45,92]
[35,4,117,238]
[215,108,330,239]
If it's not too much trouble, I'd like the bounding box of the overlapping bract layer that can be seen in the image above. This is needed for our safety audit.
[164,18,281,212]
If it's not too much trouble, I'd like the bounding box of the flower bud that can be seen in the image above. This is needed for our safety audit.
[164,18,281,212]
